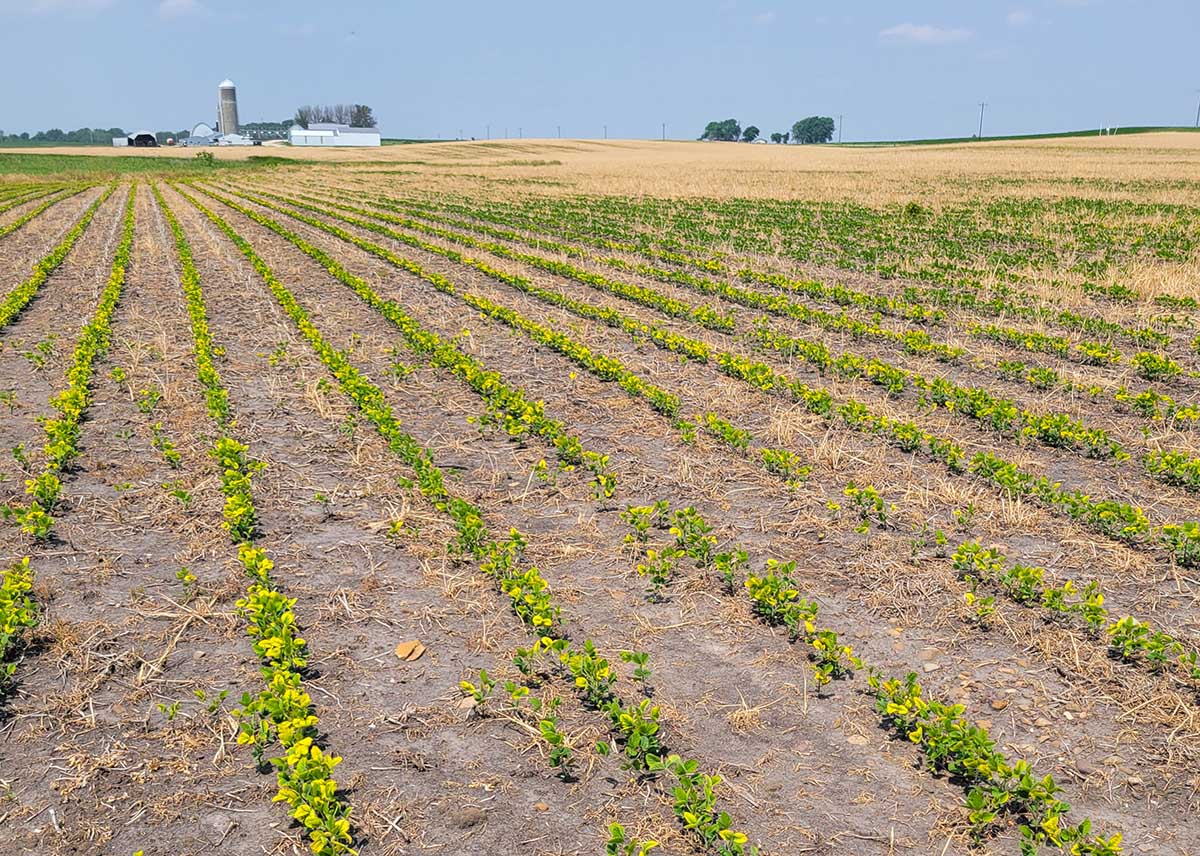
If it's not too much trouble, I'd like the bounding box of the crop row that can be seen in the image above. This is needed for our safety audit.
[154,184,355,856]
[285,185,1199,432]
[275,185,969,360]
[620,501,1124,854]
[171,184,761,855]
[749,321,1126,460]
[208,183,1199,710]
[354,189,1189,380]
[196,184,819,490]
[0,184,116,332]
[230,185,1199,564]
[4,185,134,540]
[472,192,1184,315]
[0,184,58,213]
[951,542,1200,689]
[749,322,1200,496]
[193,181,1128,854]
[356,187,1176,349]
[184,187,615,498]
[0,558,38,697]
[317,186,947,325]
[319,185,1200,436]
[0,186,85,243]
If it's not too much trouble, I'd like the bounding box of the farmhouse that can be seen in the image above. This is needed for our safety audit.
[288,122,381,147]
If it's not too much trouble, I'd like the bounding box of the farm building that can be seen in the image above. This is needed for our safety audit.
[185,122,219,146]
[112,130,158,147]
[288,123,381,147]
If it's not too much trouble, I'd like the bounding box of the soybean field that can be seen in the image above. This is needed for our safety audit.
[0,136,1198,856]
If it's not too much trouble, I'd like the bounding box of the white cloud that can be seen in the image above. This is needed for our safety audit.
[1007,8,1033,26]
[157,0,201,18]
[879,22,972,45]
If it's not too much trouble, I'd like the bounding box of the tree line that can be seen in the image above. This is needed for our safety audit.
[699,116,836,144]
[292,104,377,129]
[0,124,294,145]
[0,127,133,145]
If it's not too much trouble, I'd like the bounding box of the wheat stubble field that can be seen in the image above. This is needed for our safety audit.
[0,135,1198,856]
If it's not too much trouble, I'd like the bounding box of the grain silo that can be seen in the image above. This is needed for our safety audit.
[217,79,239,135]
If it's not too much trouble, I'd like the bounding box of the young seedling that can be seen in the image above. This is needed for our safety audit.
[10,444,31,474]
[714,548,749,592]
[963,575,995,627]
[636,547,681,601]
[619,650,652,688]
[137,388,161,414]
[20,336,55,370]
[163,481,193,508]
[606,823,658,856]
[194,687,230,714]
[670,506,716,567]
[459,669,496,713]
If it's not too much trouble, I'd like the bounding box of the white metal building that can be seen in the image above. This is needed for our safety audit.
[288,123,381,147]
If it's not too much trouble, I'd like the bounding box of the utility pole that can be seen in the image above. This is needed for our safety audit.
[1195,92,1200,128]
[557,124,561,138]
[977,102,987,139]
[661,122,666,141]
[838,115,843,144]
[486,123,490,140]
[603,124,607,139]
[519,127,523,139]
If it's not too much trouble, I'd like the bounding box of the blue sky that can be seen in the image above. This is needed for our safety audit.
[1,0,1197,141]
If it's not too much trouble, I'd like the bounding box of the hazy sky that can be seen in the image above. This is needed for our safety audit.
[1,0,1197,141]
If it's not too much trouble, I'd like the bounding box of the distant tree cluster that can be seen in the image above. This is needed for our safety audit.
[0,127,127,145]
[791,116,835,144]
[292,104,377,129]
[699,116,836,144]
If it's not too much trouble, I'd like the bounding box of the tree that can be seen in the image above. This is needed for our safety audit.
[699,118,741,141]
[769,132,782,144]
[293,106,314,129]
[741,125,760,142]
[350,104,377,128]
[791,116,835,144]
